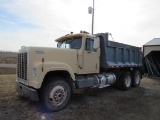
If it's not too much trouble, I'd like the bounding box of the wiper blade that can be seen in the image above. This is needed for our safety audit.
[59,40,65,47]
[67,38,74,44]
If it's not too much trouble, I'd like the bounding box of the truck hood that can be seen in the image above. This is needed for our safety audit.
[19,46,78,73]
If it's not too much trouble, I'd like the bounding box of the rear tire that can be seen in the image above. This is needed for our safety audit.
[41,77,71,112]
[132,71,141,87]
[120,72,132,90]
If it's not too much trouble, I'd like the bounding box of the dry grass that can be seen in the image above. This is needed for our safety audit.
[0,51,17,74]
[0,75,160,120]
[0,68,16,74]
[0,52,17,64]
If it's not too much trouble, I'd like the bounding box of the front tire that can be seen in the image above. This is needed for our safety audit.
[41,77,71,112]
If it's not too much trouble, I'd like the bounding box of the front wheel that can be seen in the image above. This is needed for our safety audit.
[41,77,71,112]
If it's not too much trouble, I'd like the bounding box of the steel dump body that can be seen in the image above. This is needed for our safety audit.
[95,33,142,69]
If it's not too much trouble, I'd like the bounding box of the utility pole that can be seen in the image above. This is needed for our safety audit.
[88,0,95,34]
[92,0,94,35]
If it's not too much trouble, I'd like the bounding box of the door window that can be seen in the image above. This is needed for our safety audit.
[85,38,94,51]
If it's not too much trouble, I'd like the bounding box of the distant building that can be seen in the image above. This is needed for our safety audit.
[143,38,160,77]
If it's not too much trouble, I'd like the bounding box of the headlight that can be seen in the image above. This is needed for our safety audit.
[33,68,37,76]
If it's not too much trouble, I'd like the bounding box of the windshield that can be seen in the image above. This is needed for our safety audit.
[57,37,82,49]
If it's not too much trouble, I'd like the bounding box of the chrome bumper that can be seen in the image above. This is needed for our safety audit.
[16,80,39,101]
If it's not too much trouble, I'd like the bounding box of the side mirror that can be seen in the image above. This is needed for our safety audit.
[93,37,100,49]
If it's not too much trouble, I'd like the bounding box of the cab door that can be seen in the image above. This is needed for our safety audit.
[83,38,100,73]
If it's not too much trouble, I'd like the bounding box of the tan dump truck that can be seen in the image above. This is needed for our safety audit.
[16,31,142,111]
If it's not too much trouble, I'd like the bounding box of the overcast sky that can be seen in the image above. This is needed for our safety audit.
[0,0,160,51]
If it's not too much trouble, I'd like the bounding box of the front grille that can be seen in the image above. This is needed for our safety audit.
[17,53,27,80]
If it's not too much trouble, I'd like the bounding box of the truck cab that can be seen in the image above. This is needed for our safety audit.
[56,32,100,74]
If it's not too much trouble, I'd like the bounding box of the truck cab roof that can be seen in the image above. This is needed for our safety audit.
[55,33,96,42]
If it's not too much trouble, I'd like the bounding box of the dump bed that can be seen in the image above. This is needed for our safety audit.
[95,33,142,69]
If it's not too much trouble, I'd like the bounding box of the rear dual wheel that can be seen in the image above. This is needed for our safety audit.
[132,71,141,87]
[118,71,141,90]
[120,72,132,90]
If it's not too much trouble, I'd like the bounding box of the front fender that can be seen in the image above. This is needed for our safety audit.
[44,62,75,79]
[40,62,75,85]
[29,62,75,89]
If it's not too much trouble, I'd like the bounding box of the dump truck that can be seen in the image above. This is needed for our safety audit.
[16,31,142,111]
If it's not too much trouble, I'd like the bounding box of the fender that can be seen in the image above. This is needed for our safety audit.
[38,62,76,87]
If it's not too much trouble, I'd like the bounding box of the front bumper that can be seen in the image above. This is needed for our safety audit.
[16,80,39,101]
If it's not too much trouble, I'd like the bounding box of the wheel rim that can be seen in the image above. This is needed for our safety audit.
[125,75,131,87]
[49,85,67,106]
[135,73,140,84]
